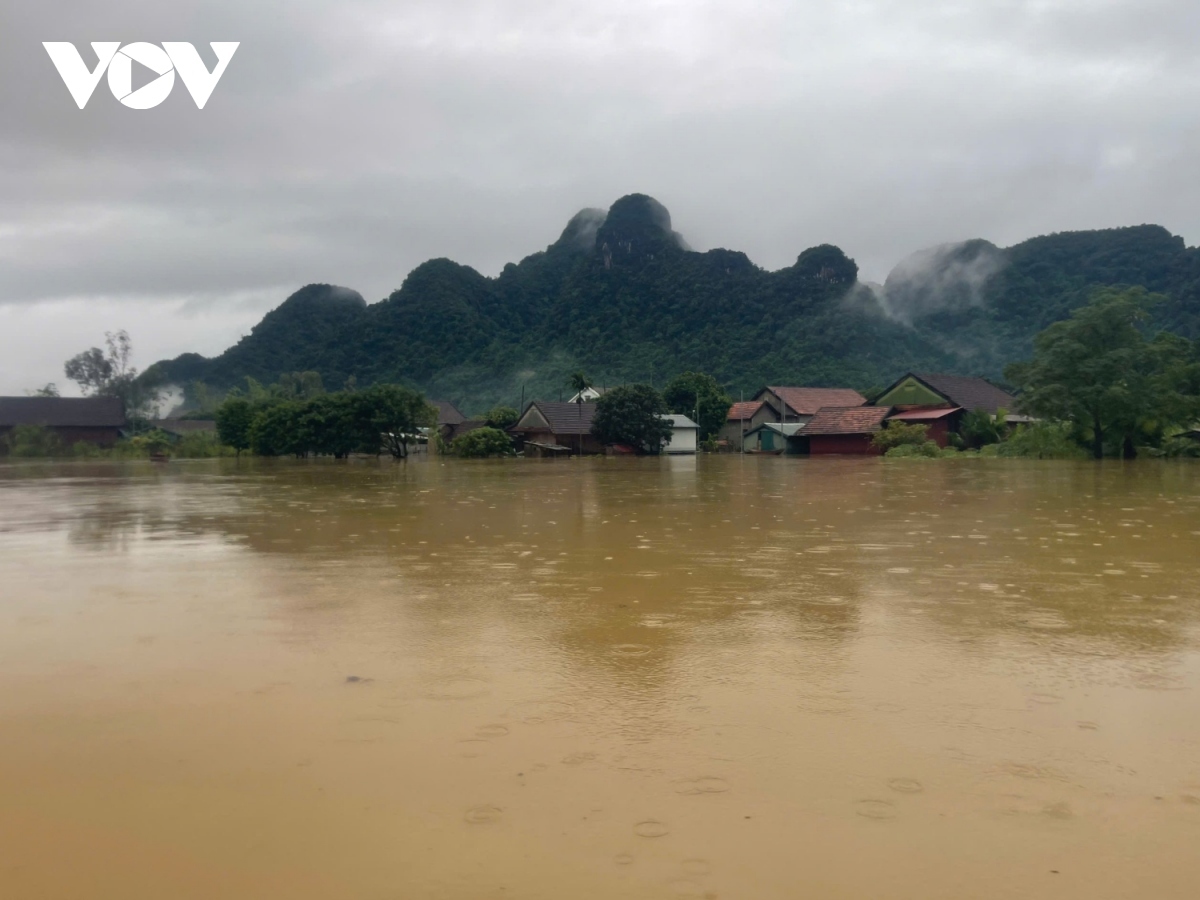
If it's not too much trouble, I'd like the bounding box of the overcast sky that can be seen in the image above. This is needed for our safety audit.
[2,0,1199,394]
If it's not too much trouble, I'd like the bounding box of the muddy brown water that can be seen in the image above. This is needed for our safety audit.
[1,456,1199,899]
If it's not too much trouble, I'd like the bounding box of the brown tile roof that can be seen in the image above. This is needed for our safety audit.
[910,374,1016,415]
[0,396,126,428]
[430,400,466,426]
[803,406,892,435]
[727,400,763,421]
[766,387,867,416]
[515,401,597,435]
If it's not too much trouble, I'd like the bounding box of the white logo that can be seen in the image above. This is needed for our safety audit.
[43,42,239,109]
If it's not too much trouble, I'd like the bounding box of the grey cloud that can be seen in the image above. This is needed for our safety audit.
[2,0,1200,392]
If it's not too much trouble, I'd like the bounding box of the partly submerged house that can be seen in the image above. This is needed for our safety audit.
[661,414,699,454]
[874,373,1020,447]
[804,406,893,455]
[512,401,603,456]
[0,396,126,452]
[718,400,774,448]
[754,386,868,425]
[743,421,805,454]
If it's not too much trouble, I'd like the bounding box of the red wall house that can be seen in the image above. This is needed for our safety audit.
[808,433,882,455]
[885,407,962,448]
[804,406,893,455]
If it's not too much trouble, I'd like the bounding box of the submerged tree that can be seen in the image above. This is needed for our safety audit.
[591,384,673,453]
[215,397,255,458]
[662,371,732,441]
[64,330,161,421]
[1006,287,1200,458]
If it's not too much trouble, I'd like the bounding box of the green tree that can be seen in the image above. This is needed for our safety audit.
[1006,287,1200,459]
[452,427,514,458]
[64,330,162,423]
[591,384,673,453]
[662,371,732,441]
[216,397,256,458]
[249,402,306,457]
[484,405,520,430]
[957,409,1006,449]
[26,383,60,397]
[358,384,437,458]
[569,370,592,399]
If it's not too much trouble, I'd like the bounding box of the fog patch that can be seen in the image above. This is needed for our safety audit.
[879,240,1006,325]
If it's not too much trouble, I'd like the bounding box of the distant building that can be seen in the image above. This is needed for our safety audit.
[661,414,699,454]
[754,386,868,425]
[512,401,603,456]
[151,418,217,439]
[0,396,126,452]
[430,400,468,443]
[875,373,1019,447]
[567,386,609,403]
[804,406,893,455]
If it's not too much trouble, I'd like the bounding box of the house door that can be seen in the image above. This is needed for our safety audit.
[761,431,774,451]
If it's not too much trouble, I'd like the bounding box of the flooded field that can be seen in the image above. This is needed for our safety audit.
[2,455,1200,899]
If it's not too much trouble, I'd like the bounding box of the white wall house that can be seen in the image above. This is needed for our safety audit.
[661,414,699,454]
[567,386,607,403]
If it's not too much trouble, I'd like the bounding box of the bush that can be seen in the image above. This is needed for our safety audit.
[884,441,941,458]
[872,421,931,452]
[980,422,1087,459]
[173,431,234,458]
[452,427,514,458]
[1148,434,1200,458]
[3,424,66,457]
[484,406,520,430]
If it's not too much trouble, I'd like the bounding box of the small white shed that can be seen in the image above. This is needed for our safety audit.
[660,414,699,454]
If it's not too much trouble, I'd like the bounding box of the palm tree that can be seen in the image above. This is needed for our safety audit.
[569,371,592,455]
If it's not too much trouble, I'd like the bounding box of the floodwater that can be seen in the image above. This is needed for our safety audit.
[1,457,1199,900]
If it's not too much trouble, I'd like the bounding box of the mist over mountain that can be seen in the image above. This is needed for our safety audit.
[148,194,1200,412]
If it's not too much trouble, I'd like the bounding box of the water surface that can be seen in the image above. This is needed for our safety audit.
[2,456,1199,899]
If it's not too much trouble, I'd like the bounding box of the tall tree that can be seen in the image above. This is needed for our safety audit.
[215,397,255,458]
[64,330,161,421]
[662,371,732,441]
[1006,287,1200,458]
[591,384,673,453]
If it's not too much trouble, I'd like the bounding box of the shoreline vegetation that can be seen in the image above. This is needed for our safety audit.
[7,286,1200,464]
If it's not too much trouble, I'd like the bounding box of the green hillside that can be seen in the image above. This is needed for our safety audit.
[146,194,1200,413]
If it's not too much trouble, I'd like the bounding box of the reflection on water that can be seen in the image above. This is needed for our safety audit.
[2,457,1199,899]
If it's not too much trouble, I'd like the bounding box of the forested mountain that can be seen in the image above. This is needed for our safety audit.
[147,194,1200,413]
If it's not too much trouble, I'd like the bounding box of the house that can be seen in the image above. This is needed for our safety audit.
[804,406,892,455]
[743,421,805,454]
[754,386,868,425]
[567,386,609,403]
[874,373,1019,447]
[430,400,469,443]
[511,401,603,456]
[717,400,775,447]
[661,414,699,454]
[0,396,126,452]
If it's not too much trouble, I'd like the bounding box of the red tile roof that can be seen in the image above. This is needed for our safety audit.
[766,387,867,416]
[803,406,892,435]
[727,400,763,421]
[514,401,597,435]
